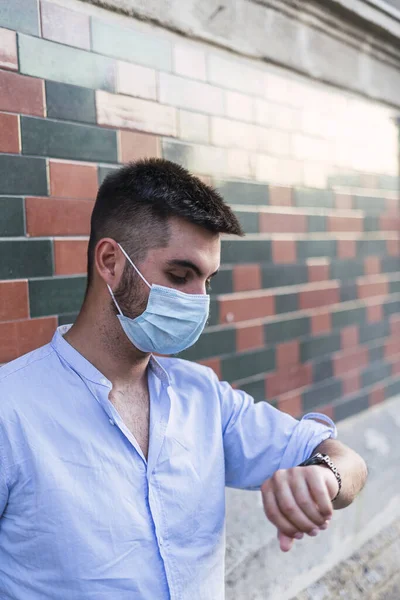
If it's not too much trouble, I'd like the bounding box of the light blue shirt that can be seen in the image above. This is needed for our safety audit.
[0,325,336,600]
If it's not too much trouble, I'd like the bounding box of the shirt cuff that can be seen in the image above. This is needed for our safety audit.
[278,411,337,471]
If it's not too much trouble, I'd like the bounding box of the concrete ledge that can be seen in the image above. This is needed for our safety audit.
[224,395,400,599]
[82,0,400,106]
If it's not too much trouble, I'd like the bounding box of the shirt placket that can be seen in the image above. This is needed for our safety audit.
[84,370,180,598]
[146,373,183,600]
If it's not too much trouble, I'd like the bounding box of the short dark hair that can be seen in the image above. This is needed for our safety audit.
[86,158,244,285]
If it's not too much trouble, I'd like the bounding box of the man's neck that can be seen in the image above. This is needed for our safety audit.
[63,304,150,387]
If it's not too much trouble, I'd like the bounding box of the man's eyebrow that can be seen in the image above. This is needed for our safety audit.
[166,259,219,278]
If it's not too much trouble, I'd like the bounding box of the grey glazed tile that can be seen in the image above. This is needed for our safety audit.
[0,197,25,236]
[334,393,369,421]
[381,257,400,274]
[326,174,361,188]
[19,34,115,91]
[162,140,192,168]
[294,188,334,209]
[0,155,47,196]
[339,283,358,302]
[353,196,386,213]
[359,321,390,344]
[307,214,326,232]
[313,358,333,383]
[221,239,271,264]
[0,0,39,35]
[180,328,236,362]
[208,268,233,295]
[383,299,400,317]
[91,19,172,72]
[58,313,79,326]
[275,293,298,314]
[21,117,118,163]
[0,239,52,279]
[368,345,385,364]
[207,297,219,327]
[262,264,308,289]
[300,333,341,363]
[215,180,269,206]
[98,165,120,186]
[377,175,399,191]
[357,239,387,256]
[297,239,337,259]
[240,379,266,402]
[385,379,400,399]
[331,307,366,329]
[330,259,364,280]
[364,215,379,232]
[221,348,275,382]
[234,211,259,234]
[303,379,342,412]
[29,277,87,317]
[265,316,310,344]
[45,81,96,124]
[389,280,400,294]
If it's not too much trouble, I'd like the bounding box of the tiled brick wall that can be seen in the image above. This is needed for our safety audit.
[1,0,399,422]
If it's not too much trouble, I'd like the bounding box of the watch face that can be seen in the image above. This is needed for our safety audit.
[309,454,323,464]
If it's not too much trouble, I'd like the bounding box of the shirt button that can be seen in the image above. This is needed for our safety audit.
[109,418,115,426]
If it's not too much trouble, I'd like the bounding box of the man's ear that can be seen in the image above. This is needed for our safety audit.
[94,238,124,288]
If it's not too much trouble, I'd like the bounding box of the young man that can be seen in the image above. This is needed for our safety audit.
[0,159,367,599]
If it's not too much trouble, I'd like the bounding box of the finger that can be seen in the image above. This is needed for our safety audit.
[278,531,295,553]
[304,467,334,520]
[274,477,320,535]
[291,471,327,528]
[262,488,302,538]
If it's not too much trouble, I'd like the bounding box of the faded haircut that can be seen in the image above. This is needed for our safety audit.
[86,158,244,287]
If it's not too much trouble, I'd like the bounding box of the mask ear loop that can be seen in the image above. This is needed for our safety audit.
[107,243,152,314]
[107,284,123,315]
[117,243,151,289]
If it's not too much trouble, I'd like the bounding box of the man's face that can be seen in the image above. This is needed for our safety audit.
[113,217,221,319]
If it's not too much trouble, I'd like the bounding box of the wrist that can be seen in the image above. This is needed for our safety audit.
[298,452,342,502]
[315,464,340,501]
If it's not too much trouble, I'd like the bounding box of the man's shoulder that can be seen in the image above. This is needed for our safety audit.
[156,356,219,387]
[0,343,55,389]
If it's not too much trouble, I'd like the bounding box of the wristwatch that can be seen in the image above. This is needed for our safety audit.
[298,452,342,502]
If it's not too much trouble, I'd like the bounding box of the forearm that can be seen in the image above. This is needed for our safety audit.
[314,438,368,509]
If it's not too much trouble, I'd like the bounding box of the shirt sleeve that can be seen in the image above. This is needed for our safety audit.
[0,474,8,518]
[218,380,337,490]
[0,428,10,517]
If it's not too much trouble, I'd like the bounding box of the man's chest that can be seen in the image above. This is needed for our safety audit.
[109,385,150,458]
[1,397,227,600]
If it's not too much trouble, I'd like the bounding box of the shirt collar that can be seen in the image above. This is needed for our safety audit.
[51,325,170,387]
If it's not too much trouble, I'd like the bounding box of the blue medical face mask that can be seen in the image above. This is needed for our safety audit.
[107,244,210,355]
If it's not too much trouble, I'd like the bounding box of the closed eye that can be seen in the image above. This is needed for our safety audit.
[169,274,188,285]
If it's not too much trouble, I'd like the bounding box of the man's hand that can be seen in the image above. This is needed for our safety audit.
[261,465,339,552]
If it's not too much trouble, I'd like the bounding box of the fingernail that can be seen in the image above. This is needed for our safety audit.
[320,523,328,530]
[310,528,319,536]
[294,532,303,540]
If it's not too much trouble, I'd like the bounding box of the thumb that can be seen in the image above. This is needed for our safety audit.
[278,530,295,552]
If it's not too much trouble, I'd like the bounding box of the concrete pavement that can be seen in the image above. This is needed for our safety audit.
[295,518,400,599]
